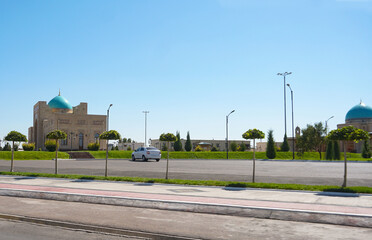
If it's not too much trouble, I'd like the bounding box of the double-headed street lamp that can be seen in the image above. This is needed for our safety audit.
[143,111,149,147]
[277,72,292,136]
[325,116,334,135]
[287,84,295,160]
[107,104,113,131]
[226,110,235,159]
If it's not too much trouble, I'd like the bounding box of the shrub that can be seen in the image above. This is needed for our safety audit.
[185,131,192,152]
[13,143,19,151]
[280,134,290,152]
[211,146,218,152]
[239,143,246,152]
[22,143,35,151]
[127,146,132,151]
[362,140,371,158]
[325,141,334,160]
[230,142,237,151]
[161,144,168,151]
[173,131,183,151]
[195,145,203,152]
[2,143,11,151]
[88,142,100,151]
[333,141,340,160]
[45,140,56,152]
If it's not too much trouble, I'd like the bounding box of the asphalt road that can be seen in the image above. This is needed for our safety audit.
[1,159,372,186]
[1,196,372,240]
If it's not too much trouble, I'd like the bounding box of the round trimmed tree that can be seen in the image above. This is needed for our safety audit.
[160,133,177,179]
[242,129,265,183]
[46,130,67,174]
[99,130,121,177]
[5,131,27,172]
[327,126,369,187]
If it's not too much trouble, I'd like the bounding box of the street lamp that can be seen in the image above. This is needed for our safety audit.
[143,111,149,147]
[287,84,295,160]
[277,72,292,136]
[226,110,235,159]
[325,116,334,135]
[107,104,113,131]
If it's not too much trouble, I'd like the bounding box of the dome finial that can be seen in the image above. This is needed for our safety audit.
[59,89,61,96]
[360,99,366,106]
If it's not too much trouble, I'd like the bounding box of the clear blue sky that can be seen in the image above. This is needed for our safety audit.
[1,0,371,144]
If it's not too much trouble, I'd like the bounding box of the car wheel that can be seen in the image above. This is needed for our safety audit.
[132,155,135,161]
[142,155,148,161]
[156,159,160,162]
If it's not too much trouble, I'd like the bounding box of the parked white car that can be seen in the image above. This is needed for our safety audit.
[132,147,161,162]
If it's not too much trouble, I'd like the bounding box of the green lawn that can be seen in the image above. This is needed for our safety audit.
[0,151,69,160]
[0,150,369,161]
[1,171,371,194]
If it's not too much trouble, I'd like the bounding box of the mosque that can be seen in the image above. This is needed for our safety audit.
[28,93,107,151]
[337,101,372,153]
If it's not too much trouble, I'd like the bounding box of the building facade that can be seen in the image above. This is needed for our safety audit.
[28,94,107,151]
[337,101,372,153]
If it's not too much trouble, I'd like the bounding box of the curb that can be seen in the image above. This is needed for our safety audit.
[1,189,372,228]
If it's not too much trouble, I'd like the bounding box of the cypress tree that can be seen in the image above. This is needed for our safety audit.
[173,131,183,151]
[280,134,290,152]
[185,131,192,152]
[266,130,276,159]
[362,140,371,158]
[333,141,340,160]
[325,141,334,160]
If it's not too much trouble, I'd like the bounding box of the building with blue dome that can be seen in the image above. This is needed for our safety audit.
[337,101,372,153]
[28,93,107,151]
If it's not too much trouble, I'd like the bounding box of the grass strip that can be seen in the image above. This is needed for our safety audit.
[1,171,371,194]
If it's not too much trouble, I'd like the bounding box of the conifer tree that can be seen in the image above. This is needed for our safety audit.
[325,141,334,160]
[333,141,340,160]
[266,130,276,159]
[173,131,183,151]
[280,134,290,152]
[362,140,371,158]
[185,131,192,152]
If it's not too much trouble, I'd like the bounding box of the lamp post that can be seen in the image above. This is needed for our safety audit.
[287,84,295,160]
[277,72,292,136]
[143,111,149,147]
[107,104,113,131]
[325,116,334,135]
[226,110,235,159]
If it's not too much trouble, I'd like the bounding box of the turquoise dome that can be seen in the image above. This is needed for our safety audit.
[345,102,372,121]
[48,95,72,110]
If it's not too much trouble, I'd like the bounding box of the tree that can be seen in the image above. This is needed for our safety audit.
[5,131,27,172]
[230,142,237,151]
[333,141,340,160]
[185,131,192,152]
[325,141,334,160]
[280,134,290,152]
[160,133,177,179]
[173,131,183,151]
[327,126,369,187]
[122,138,127,143]
[242,129,265,183]
[127,138,132,143]
[2,142,11,151]
[239,143,246,152]
[362,140,371,158]
[99,130,121,177]
[46,130,67,174]
[296,122,326,160]
[266,130,276,159]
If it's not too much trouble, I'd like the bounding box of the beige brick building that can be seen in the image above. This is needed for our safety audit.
[150,139,250,151]
[28,93,107,151]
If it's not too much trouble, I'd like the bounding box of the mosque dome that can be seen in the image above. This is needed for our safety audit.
[48,93,73,110]
[345,101,372,121]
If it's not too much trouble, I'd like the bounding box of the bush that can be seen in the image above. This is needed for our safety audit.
[211,146,218,152]
[45,140,56,152]
[88,142,100,151]
[195,145,203,152]
[2,143,11,151]
[13,143,19,151]
[325,141,334,160]
[334,141,340,160]
[280,134,290,152]
[127,146,131,151]
[161,144,168,151]
[239,143,246,152]
[362,140,371,158]
[22,143,35,151]
[230,142,237,151]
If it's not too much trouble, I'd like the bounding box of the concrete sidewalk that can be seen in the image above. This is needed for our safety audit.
[0,175,371,228]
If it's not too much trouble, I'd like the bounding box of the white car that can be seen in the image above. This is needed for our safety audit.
[132,147,161,162]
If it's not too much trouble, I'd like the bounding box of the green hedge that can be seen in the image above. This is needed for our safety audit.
[0,151,70,160]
